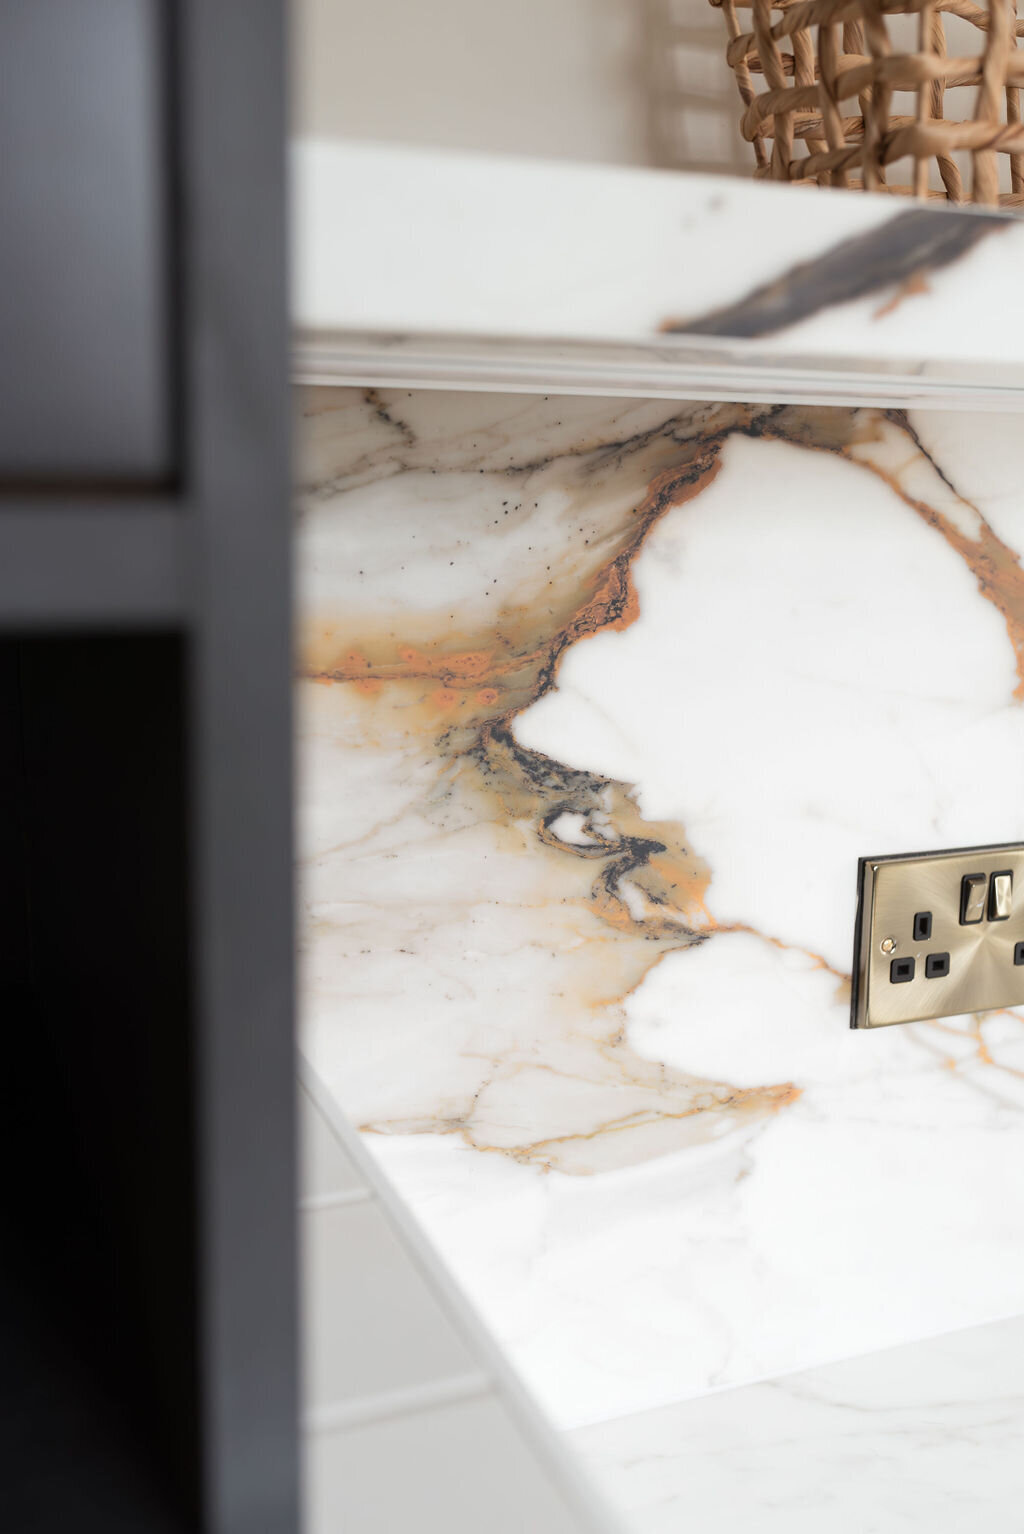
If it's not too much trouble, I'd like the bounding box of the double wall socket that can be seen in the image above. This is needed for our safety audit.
[851,842,1024,1029]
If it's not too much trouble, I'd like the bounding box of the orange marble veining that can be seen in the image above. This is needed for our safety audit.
[299,390,1024,1173]
[755,405,1024,696]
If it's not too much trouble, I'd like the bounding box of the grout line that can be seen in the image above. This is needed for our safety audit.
[300,1187,373,1213]
[304,1371,492,1436]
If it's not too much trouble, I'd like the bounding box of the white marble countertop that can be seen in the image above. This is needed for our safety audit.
[291,139,1024,407]
[572,1312,1024,1534]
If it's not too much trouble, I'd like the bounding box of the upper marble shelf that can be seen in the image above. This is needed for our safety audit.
[291,139,1024,409]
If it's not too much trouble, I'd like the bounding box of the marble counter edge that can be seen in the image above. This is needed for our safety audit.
[291,138,1024,397]
[292,326,1024,410]
[569,1308,1024,1533]
[298,1053,623,1534]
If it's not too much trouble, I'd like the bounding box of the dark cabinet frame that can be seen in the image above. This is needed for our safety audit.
[0,4,297,1531]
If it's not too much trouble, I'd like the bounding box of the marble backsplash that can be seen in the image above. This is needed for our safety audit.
[298,386,1024,1428]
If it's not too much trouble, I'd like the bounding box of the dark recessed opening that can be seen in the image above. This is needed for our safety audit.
[1014,942,1024,966]
[925,952,950,979]
[1,633,197,1529]
[891,957,915,983]
[913,912,932,942]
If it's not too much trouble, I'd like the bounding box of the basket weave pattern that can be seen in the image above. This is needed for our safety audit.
[711,0,1024,203]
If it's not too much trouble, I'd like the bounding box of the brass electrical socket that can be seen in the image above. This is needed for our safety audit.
[851,843,1024,1029]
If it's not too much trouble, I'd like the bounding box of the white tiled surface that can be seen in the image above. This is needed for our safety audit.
[308,1396,591,1534]
[301,1094,366,1206]
[572,1313,1024,1534]
[298,1075,613,1533]
[304,1200,482,1418]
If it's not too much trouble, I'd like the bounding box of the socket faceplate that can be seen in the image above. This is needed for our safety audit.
[851,843,1024,1029]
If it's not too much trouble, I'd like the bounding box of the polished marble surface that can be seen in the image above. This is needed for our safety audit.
[571,1313,1024,1534]
[298,386,1024,1430]
[292,141,1024,403]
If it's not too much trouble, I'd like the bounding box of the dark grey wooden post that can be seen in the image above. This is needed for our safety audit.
[0,4,297,1530]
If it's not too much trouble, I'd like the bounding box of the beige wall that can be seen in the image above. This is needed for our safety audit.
[291,0,749,174]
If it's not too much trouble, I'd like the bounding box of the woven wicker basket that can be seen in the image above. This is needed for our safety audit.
[711,0,1024,204]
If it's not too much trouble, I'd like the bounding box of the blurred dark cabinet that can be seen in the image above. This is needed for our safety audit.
[0,1,172,482]
[0,5,297,1533]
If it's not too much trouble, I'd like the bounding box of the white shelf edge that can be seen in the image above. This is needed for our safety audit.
[293,331,1024,412]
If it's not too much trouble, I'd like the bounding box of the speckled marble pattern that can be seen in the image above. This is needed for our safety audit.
[298,387,1024,1429]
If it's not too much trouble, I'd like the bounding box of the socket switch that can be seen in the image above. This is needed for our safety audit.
[851,843,1024,1029]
